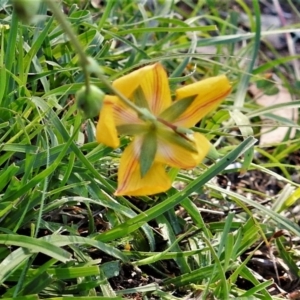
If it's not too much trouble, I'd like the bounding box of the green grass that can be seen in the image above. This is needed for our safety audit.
[0,0,300,299]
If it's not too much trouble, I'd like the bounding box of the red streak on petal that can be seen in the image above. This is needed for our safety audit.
[160,144,177,165]
[117,141,141,194]
[151,66,161,114]
[159,142,195,169]
[114,105,138,123]
[117,154,136,193]
[176,89,231,125]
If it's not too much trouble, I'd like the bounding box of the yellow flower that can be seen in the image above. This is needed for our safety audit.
[96,63,231,196]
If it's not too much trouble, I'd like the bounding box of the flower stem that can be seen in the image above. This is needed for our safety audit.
[44,0,156,121]
[44,0,90,90]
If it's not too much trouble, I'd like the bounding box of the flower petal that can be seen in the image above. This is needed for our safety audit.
[137,63,172,115]
[96,96,119,148]
[173,75,232,127]
[156,132,210,169]
[112,63,172,115]
[112,67,148,98]
[113,98,142,126]
[96,95,144,148]
[115,138,171,196]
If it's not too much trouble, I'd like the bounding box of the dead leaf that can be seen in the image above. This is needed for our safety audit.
[249,81,297,146]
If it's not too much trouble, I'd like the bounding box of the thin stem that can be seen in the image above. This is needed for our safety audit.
[44,0,156,121]
[44,0,86,63]
[44,0,90,89]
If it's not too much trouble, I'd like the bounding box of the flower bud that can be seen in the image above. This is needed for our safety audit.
[12,0,41,24]
[76,84,104,118]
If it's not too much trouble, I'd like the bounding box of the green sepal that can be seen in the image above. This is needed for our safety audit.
[139,132,157,178]
[158,127,198,154]
[159,95,196,121]
[117,124,148,136]
[76,84,104,119]
[133,86,150,110]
